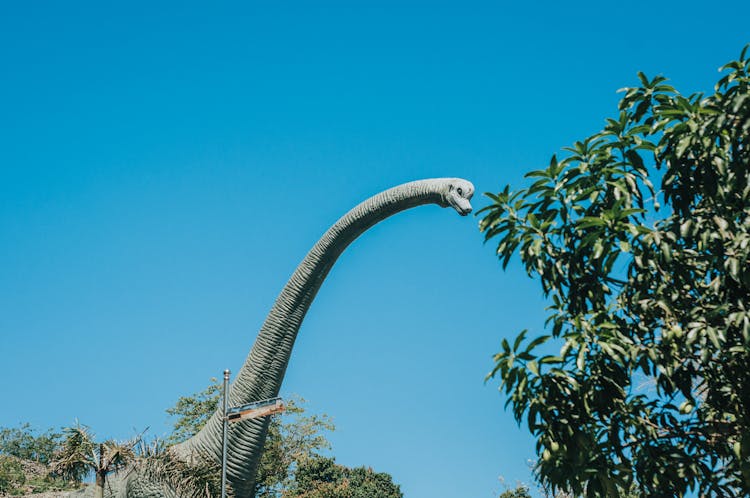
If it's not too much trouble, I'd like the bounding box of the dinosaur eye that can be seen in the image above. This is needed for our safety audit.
[457,187,463,195]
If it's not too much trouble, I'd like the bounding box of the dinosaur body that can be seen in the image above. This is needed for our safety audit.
[86,178,474,497]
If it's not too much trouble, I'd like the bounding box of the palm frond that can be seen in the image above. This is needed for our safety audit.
[132,438,226,498]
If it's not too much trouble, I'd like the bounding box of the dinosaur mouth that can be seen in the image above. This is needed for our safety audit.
[449,197,473,216]
[457,204,472,216]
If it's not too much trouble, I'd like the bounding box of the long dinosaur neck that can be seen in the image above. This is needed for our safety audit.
[233,180,444,403]
[176,179,462,497]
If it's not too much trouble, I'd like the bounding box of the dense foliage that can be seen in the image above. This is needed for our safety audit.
[0,424,61,465]
[2,382,402,497]
[479,46,750,497]
[497,485,532,498]
[166,380,400,497]
[253,399,335,497]
[166,381,335,497]
[0,424,77,495]
[0,456,25,495]
[284,456,402,498]
[166,378,223,445]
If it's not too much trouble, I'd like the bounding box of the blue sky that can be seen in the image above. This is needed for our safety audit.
[1,2,748,497]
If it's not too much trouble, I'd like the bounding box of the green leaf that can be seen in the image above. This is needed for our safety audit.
[513,329,529,352]
[525,335,551,353]
[576,347,586,371]
[527,360,539,376]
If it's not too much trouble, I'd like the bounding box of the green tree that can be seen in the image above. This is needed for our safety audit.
[285,456,345,497]
[479,46,750,497]
[51,423,137,498]
[0,423,86,495]
[166,378,223,445]
[253,399,334,497]
[498,485,532,498]
[283,456,402,498]
[345,465,403,498]
[166,381,334,497]
[0,423,61,464]
[0,455,26,495]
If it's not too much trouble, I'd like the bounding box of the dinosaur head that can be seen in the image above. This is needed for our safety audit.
[441,178,475,216]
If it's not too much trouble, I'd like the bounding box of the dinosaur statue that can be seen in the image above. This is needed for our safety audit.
[86,178,474,497]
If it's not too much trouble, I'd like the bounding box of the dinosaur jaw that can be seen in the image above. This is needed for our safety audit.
[445,179,475,216]
[451,198,473,216]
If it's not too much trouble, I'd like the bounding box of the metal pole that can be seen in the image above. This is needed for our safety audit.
[221,369,230,498]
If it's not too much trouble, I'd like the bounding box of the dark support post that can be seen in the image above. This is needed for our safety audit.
[221,369,230,498]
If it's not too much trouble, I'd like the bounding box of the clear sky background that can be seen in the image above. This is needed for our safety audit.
[1,2,748,497]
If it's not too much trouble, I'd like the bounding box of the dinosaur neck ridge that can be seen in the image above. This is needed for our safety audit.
[176,178,471,497]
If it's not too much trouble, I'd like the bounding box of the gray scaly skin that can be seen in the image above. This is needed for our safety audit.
[178,178,473,497]
[108,178,473,498]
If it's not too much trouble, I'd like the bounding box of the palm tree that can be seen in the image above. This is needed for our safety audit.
[51,423,137,498]
[134,437,223,498]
